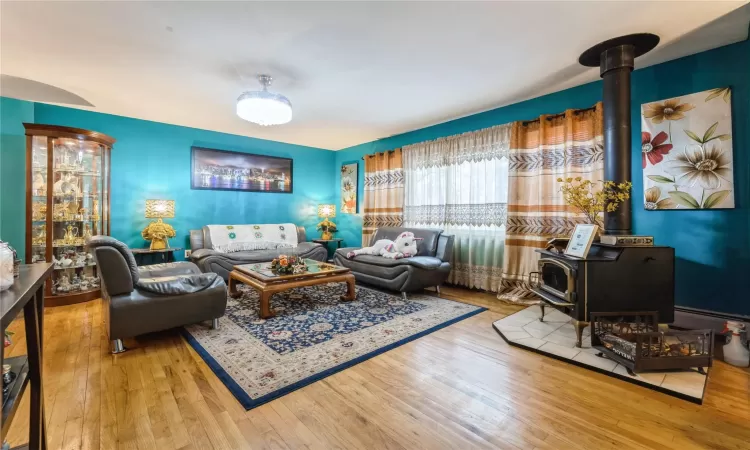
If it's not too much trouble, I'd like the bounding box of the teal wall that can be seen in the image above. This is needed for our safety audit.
[3,104,335,259]
[1,36,747,315]
[334,37,750,316]
[0,97,34,260]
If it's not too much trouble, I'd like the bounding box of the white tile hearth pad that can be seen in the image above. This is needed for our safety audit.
[493,305,708,402]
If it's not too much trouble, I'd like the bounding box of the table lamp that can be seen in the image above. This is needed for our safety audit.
[142,199,176,250]
[317,204,337,240]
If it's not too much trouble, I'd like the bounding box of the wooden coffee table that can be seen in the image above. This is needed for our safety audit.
[228,259,356,319]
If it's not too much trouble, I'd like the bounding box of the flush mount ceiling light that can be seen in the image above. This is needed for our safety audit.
[236,74,292,126]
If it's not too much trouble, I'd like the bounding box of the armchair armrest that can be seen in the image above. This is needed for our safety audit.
[138,261,201,278]
[190,248,220,260]
[435,234,454,263]
[135,272,225,295]
[190,229,205,251]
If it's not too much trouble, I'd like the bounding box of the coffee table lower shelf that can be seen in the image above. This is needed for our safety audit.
[228,269,356,319]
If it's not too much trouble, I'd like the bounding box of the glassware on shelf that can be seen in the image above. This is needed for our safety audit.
[24,124,114,304]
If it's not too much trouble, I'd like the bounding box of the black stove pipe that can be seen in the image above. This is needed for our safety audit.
[579,34,659,236]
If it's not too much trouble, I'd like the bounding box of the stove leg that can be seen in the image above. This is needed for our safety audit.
[573,320,589,348]
[539,303,546,322]
[112,339,126,354]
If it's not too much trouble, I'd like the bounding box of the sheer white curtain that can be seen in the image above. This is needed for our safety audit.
[403,124,510,291]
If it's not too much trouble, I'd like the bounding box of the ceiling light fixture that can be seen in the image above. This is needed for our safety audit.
[236,74,292,126]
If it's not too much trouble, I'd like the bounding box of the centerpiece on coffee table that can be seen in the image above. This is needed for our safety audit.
[229,259,356,319]
[270,254,307,275]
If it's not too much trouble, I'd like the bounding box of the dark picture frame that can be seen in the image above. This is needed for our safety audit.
[190,146,293,193]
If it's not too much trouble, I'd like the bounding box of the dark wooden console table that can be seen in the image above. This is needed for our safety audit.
[1,263,52,450]
[131,247,183,266]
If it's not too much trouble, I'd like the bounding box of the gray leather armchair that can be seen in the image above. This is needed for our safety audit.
[332,227,453,298]
[189,225,327,280]
[87,236,227,353]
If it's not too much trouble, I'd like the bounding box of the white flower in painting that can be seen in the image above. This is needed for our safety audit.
[644,187,676,210]
[665,145,731,190]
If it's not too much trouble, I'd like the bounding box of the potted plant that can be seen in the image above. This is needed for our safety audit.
[547,177,632,252]
[316,220,337,241]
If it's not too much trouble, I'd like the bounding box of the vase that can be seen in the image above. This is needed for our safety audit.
[150,238,169,250]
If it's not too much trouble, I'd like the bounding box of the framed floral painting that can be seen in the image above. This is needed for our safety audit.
[340,162,358,214]
[641,87,734,210]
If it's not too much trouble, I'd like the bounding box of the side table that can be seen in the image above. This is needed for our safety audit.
[311,238,343,249]
[311,239,343,261]
[131,248,183,266]
[1,262,53,450]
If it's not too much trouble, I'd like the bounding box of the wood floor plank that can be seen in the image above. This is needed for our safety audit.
[2,290,748,450]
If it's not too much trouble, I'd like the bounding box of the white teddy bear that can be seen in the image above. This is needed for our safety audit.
[347,231,422,259]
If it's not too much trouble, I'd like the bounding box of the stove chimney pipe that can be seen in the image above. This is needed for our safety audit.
[579,34,659,235]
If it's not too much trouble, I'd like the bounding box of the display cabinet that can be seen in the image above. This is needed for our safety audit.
[24,124,115,306]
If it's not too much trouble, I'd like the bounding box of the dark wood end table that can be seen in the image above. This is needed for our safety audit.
[311,238,343,249]
[132,247,183,266]
[228,259,355,319]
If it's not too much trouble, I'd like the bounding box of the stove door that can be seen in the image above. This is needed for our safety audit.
[538,258,577,304]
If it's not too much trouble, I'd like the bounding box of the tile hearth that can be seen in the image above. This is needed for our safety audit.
[493,305,709,403]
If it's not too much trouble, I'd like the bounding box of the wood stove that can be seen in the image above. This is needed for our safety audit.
[528,33,676,347]
[530,244,675,347]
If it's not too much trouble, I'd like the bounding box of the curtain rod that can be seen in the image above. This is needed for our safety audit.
[359,104,597,159]
[361,148,398,160]
[521,105,597,125]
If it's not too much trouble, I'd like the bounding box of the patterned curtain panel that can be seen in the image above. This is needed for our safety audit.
[403,124,510,292]
[362,149,404,245]
[498,104,604,304]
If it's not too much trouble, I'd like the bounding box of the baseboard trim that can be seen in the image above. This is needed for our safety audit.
[673,306,749,331]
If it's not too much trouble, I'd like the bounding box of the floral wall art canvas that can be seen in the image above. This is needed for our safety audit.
[641,88,734,210]
[340,162,358,213]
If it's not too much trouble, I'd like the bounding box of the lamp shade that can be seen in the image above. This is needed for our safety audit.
[317,204,336,218]
[145,199,175,219]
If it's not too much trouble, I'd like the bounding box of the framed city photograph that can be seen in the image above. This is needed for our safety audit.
[191,146,293,193]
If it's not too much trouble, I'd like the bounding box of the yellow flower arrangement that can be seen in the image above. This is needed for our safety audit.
[141,218,176,250]
[557,177,632,228]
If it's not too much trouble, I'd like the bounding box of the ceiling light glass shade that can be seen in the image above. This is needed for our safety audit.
[236,75,292,126]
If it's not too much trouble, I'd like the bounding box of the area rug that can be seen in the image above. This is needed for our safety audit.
[182,284,485,410]
[493,305,709,404]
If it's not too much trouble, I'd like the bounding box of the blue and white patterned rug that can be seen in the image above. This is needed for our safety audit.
[182,284,485,410]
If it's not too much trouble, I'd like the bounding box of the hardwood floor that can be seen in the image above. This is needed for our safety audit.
[4,286,750,449]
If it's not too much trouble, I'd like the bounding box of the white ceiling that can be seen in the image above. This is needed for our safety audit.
[1,1,748,150]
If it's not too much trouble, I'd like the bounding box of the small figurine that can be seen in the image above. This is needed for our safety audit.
[63,225,79,245]
[74,253,86,267]
[56,275,71,293]
[85,253,94,265]
[59,255,73,268]
[92,200,100,221]
[82,223,92,241]
[32,202,47,221]
[53,174,80,196]
[32,172,46,193]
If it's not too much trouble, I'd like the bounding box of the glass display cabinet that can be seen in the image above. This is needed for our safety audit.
[24,123,115,306]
